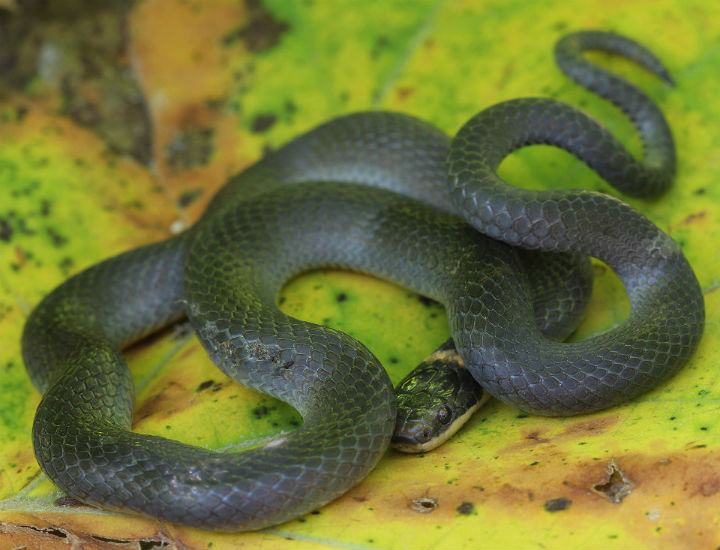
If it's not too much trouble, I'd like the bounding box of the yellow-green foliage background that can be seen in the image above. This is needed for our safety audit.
[1,1,719,548]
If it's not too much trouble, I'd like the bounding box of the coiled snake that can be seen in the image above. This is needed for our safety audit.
[22,31,704,530]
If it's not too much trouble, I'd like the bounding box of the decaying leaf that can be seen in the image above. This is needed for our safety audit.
[1,1,719,548]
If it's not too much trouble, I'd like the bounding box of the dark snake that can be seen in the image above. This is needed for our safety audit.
[22,31,704,530]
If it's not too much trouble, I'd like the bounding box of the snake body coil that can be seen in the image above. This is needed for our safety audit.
[22,32,704,530]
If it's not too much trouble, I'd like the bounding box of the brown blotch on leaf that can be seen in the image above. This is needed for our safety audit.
[682,210,707,226]
[397,86,414,100]
[699,478,720,497]
[133,381,183,421]
[592,458,634,503]
[456,501,475,515]
[525,430,550,444]
[559,414,620,438]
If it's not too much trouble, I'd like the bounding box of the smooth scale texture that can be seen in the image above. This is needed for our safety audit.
[22,31,704,530]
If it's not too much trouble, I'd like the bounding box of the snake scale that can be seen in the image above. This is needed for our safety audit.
[22,31,704,530]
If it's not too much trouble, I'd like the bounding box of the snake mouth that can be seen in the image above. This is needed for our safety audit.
[391,433,431,453]
[391,418,434,453]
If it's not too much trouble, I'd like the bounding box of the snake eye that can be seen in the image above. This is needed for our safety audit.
[437,405,452,425]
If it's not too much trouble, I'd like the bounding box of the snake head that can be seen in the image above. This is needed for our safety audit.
[391,347,488,453]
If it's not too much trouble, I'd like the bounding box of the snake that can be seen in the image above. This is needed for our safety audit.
[22,31,704,530]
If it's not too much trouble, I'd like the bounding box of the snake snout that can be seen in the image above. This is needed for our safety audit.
[391,420,433,448]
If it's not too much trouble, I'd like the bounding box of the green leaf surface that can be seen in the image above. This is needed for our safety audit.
[1,1,719,548]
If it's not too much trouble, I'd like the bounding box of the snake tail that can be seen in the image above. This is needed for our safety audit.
[554,30,675,197]
[446,34,704,414]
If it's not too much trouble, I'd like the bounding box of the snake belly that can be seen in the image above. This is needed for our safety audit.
[22,31,704,530]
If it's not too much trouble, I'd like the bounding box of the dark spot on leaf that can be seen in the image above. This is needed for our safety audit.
[694,187,706,195]
[40,199,51,216]
[59,257,74,274]
[0,302,13,321]
[251,114,277,133]
[177,188,204,208]
[46,227,67,247]
[0,219,12,242]
[222,0,290,52]
[196,380,214,392]
[417,295,435,307]
[544,497,572,512]
[253,405,270,418]
[336,292,347,303]
[389,357,398,364]
[370,35,390,59]
[456,501,474,515]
